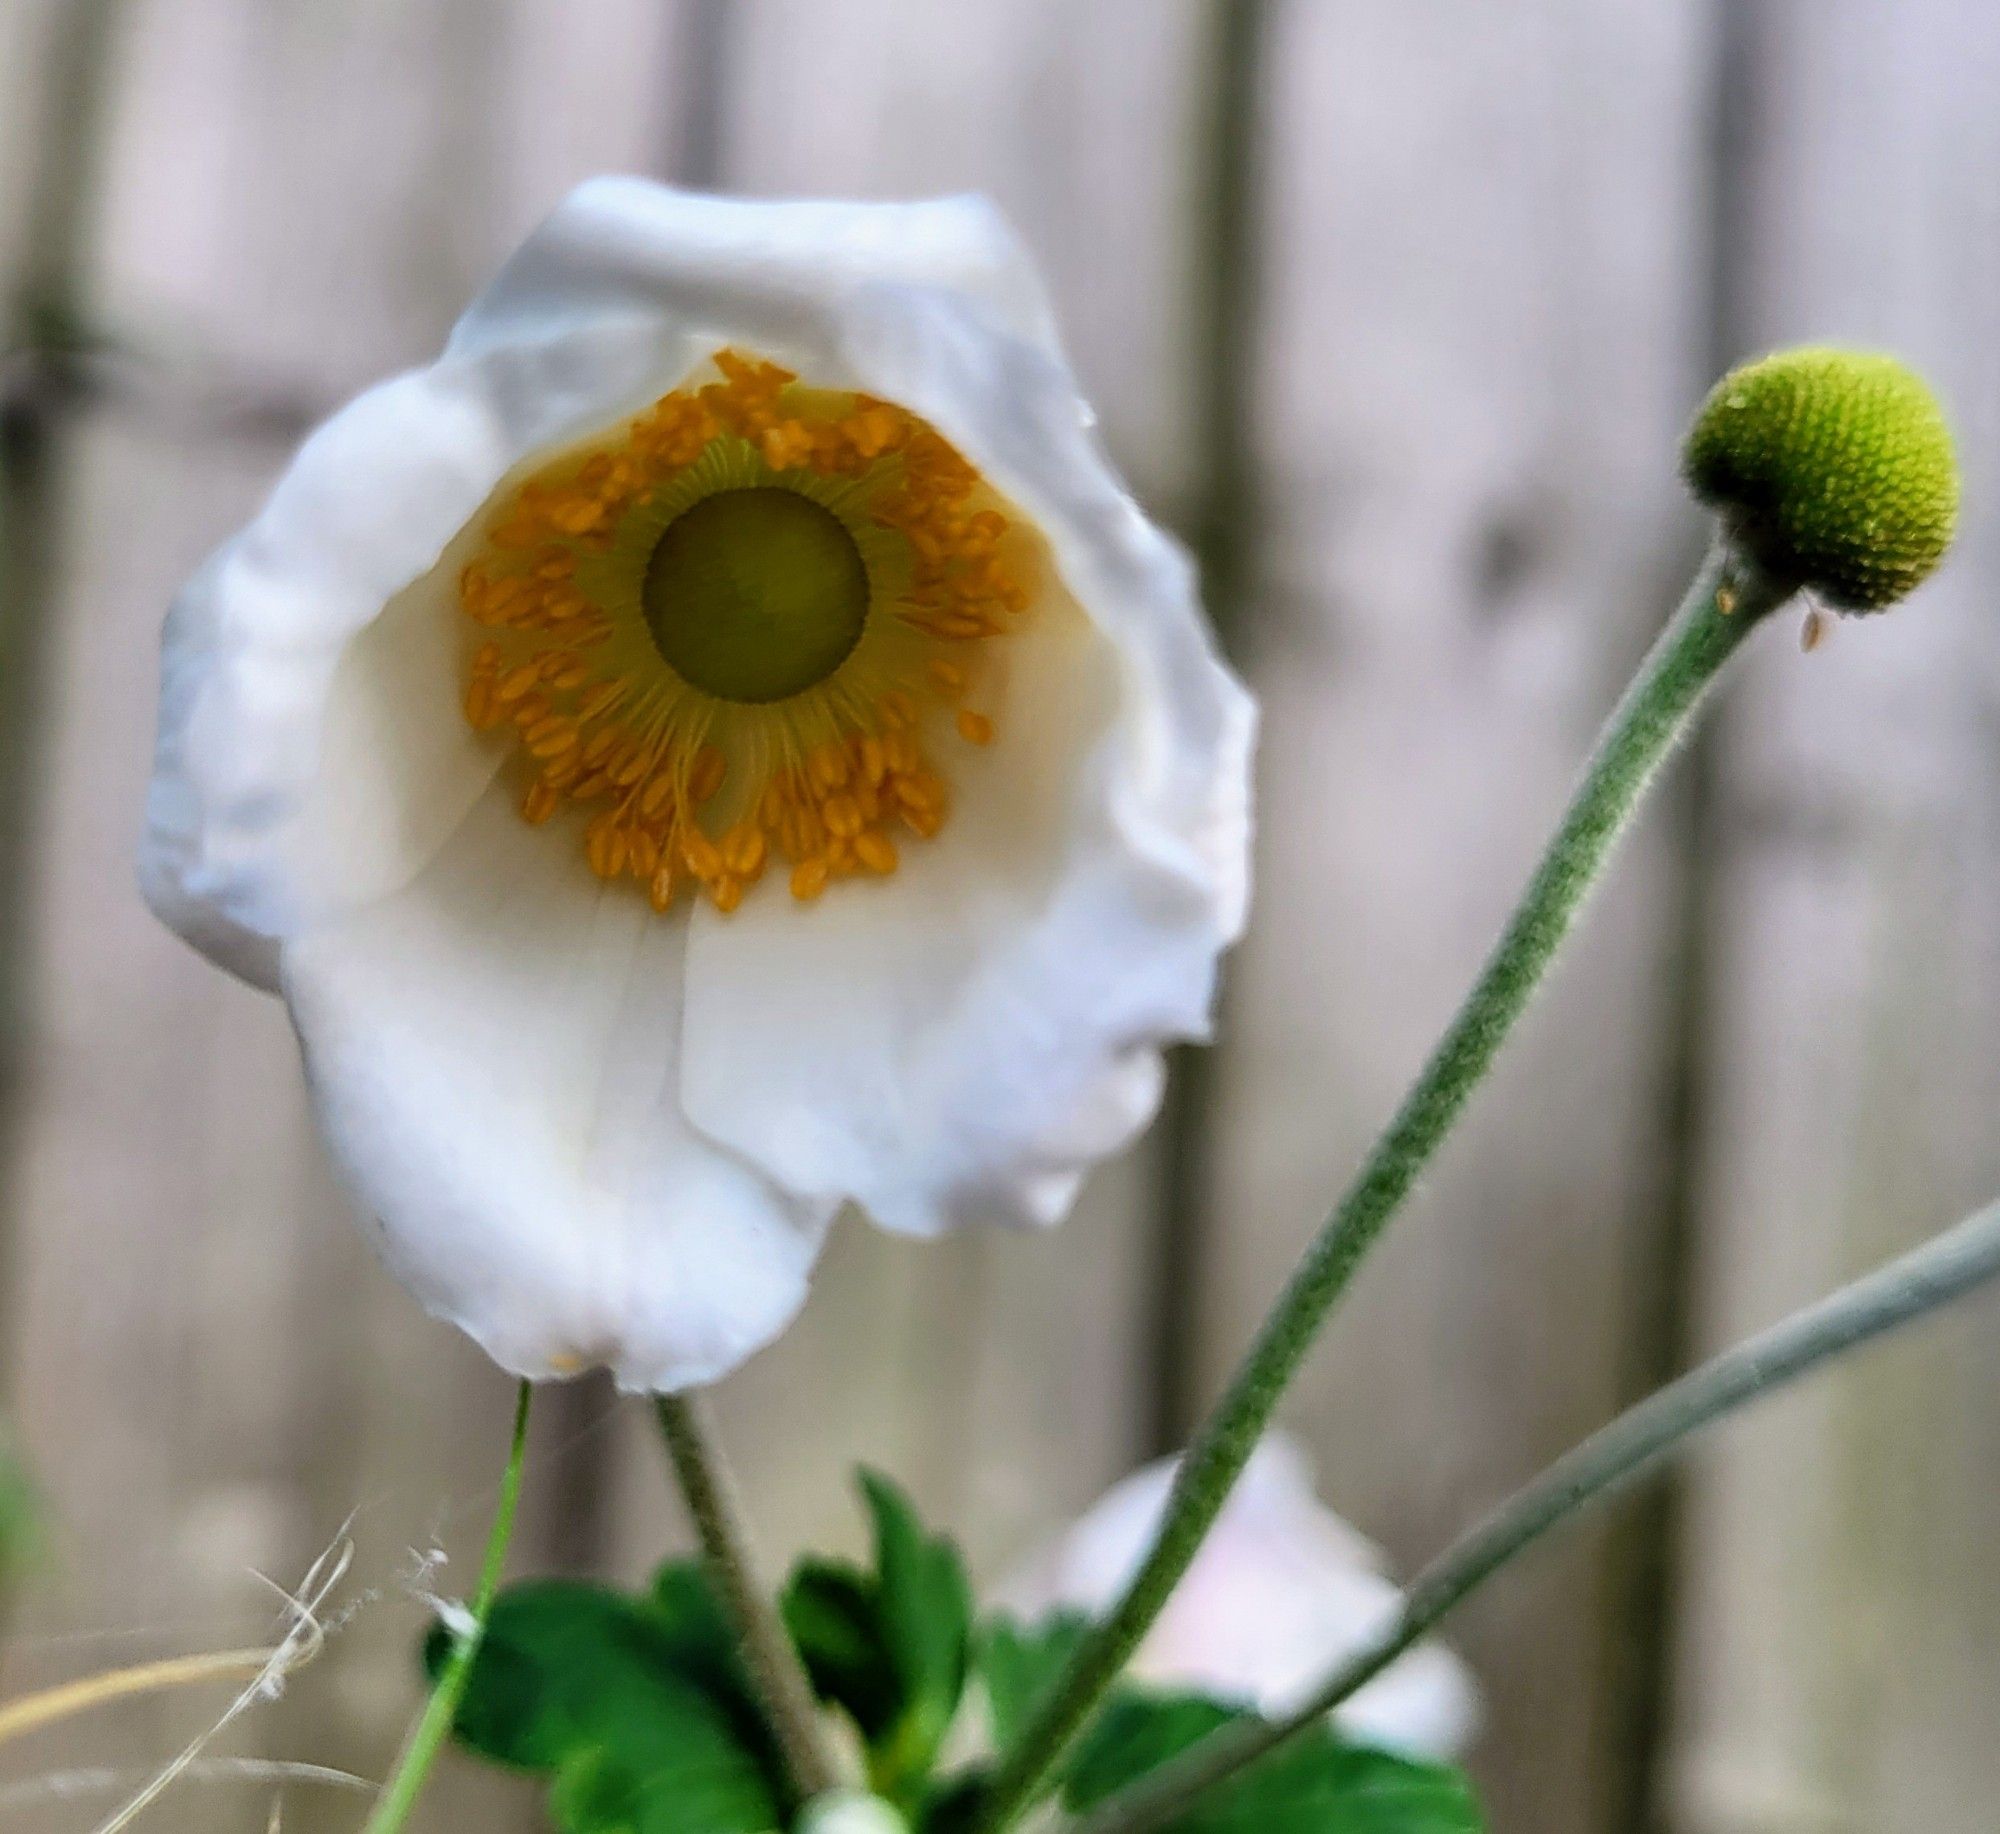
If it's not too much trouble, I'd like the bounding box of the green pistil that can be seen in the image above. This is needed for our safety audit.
[643,486,869,702]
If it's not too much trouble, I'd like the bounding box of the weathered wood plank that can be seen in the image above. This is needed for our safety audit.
[1199,6,1717,1831]
[1668,7,2000,1832]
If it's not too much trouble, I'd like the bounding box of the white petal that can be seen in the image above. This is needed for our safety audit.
[683,275,1254,1234]
[142,329,648,971]
[279,784,836,1392]
[143,179,1251,1387]
[451,176,1065,367]
[998,1437,1480,1763]
[144,180,1058,983]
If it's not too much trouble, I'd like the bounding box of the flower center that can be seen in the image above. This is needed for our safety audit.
[642,487,869,703]
[455,349,1034,914]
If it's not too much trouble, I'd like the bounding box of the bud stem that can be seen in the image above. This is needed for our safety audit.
[653,1392,845,1800]
[1068,1195,2000,1834]
[973,547,1789,1832]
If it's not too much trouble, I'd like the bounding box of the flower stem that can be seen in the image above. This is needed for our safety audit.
[652,1392,843,1799]
[362,1379,532,1834]
[1069,1195,2000,1834]
[975,547,1788,1831]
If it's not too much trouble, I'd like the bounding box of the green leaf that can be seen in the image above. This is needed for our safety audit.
[862,1470,973,1756]
[786,1557,903,1740]
[780,1471,974,1803]
[426,1573,785,1834]
[650,1558,771,1709]
[550,1744,783,1834]
[913,1768,990,1834]
[965,1613,1480,1832]
[1065,1692,1483,1834]
[975,1612,1089,1751]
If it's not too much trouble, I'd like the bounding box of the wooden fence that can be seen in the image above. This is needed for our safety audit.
[1,4,1996,1831]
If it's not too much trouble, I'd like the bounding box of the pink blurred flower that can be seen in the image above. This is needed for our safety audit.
[1000,1434,1478,1760]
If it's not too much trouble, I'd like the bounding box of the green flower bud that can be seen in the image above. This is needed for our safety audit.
[1682,346,1959,613]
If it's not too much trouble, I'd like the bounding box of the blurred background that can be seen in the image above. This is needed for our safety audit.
[1,2,1997,1830]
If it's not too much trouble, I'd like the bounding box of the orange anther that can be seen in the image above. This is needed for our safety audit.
[809,741,850,791]
[526,718,581,760]
[854,830,898,875]
[681,828,723,880]
[497,662,543,703]
[723,827,767,877]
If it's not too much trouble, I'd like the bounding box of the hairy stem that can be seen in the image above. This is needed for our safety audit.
[363,1380,532,1834]
[1071,1196,2000,1834]
[653,1392,843,1800]
[975,549,1788,1830]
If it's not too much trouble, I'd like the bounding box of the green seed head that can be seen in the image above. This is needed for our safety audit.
[1682,346,1960,613]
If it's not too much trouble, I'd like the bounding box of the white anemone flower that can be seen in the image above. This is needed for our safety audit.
[999,1436,1479,1761]
[141,181,1253,1394]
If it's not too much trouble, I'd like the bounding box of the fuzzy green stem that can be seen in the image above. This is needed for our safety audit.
[975,549,1787,1831]
[363,1380,532,1834]
[1071,1196,2000,1834]
[653,1393,842,1799]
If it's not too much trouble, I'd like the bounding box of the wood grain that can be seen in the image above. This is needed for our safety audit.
[1667,7,2000,1832]
[1199,6,1717,1830]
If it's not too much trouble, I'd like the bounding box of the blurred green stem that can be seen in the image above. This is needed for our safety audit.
[362,1380,532,1834]
[974,548,1790,1831]
[1070,1194,2000,1834]
[653,1392,843,1800]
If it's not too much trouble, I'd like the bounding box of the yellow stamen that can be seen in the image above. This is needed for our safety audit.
[854,830,898,875]
[454,346,1034,914]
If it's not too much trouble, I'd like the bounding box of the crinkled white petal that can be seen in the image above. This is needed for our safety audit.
[999,1437,1480,1762]
[142,179,1062,981]
[681,233,1254,1236]
[449,178,1065,371]
[142,178,1252,1388]
[279,784,837,1392]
